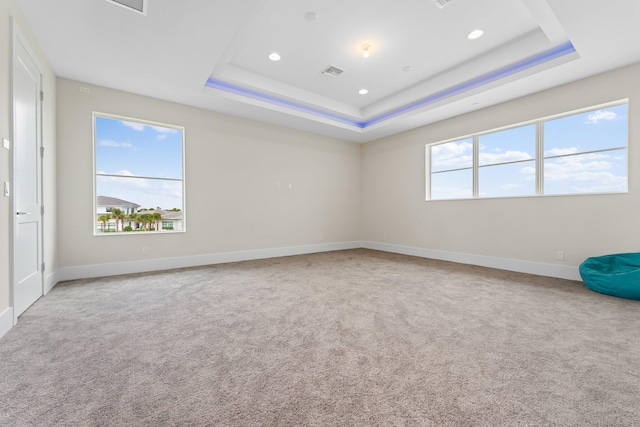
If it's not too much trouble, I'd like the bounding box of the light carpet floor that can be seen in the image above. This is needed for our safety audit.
[1,249,639,426]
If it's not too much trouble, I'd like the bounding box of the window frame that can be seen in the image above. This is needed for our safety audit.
[428,137,474,200]
[426,99,629,201]
[92,112,186,236]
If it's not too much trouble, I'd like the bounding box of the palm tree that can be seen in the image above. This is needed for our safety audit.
[138,213,153,231]
[127,212,139,230]
[97,214,111,232]
[110,208,125,232]
[153,212,162,231]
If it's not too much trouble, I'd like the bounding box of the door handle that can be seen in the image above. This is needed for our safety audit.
[16,211,30,215]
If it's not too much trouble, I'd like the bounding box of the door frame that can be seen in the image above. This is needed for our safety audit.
[11,18,45,325]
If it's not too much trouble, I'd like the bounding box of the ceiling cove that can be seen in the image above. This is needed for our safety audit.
[205,41,577,131]
[22,0,640,142]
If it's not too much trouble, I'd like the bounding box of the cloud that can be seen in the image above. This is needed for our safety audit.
[99,139,133,149]
[543,151,626,193]
[545,161,613,182]
[544,147,578,156]
[120,120,145,131]
[520,151,626,192]
[568,177,627,193]
[151,126,179,134]
[521,166,535,173]
[432,141,532,170]
[479,150,532,165]
[97,171,152,193]
[586,110,617,124]
[96,173,183,210]
[544,152,611,178]
[118,120,180,142]
[431,141,473,169]
[97,169,133,176]
[520,164,539,182]
[160,180,183,199]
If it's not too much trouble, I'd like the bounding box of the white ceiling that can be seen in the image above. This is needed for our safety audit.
[15,0,640,143]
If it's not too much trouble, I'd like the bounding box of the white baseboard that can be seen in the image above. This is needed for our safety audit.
[44,271,58,295]
[51,240,580,286]
[0,307,14,340]
[57,241,362,282]
[362,241,581,281]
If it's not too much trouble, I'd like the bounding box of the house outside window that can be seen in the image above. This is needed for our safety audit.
[93,113,185,235]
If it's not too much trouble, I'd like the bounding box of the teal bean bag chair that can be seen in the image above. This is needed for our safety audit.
[579,253,640,300]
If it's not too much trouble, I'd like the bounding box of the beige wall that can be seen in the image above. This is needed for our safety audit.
[0,0,56,315]
[56,78,361,268]
[362,63,640,268]
[5,3,640,309]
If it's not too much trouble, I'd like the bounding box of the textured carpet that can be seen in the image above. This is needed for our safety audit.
[1,249,639,426]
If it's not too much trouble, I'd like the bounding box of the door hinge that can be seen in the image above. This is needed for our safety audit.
[40,146,44,158]
[41,205,45,215]
[40,91,44,101]
[41,262,45,273]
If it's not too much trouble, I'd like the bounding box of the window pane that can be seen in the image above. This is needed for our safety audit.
[95,114,184,235]
[427,102,627,201]
[544,149,627,195]
[431,138,473,173]
[97,175,183,211]
[544,104,628,157]
[479,124,535,166]
[478,160,535,198]
[95,116,183,179]
[431,169,472,200]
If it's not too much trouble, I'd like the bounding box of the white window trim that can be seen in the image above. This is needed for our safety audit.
[92,112,186,236]
[426,99,629,201]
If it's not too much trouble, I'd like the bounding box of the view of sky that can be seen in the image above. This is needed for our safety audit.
[95,116,184,210]
[430,105,628,199]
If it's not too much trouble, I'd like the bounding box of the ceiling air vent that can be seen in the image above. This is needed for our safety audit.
[433,0,454,9]
[322,65,344,77]
[105,0,147,15]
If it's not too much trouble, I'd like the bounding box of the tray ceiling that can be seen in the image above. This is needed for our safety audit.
[16,0,640,142]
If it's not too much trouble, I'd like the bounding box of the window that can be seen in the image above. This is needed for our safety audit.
[478,125,536,198]
[428,101,628,200]
[94,113,185,235]
[543,104,628,195]
[430,138,473,200]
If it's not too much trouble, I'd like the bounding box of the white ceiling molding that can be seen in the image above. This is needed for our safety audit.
[17,0,640,142]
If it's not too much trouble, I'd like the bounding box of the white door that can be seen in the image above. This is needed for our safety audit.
[13,31,43,320]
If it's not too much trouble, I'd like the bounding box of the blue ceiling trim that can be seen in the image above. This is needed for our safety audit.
[362,41,577,127]
[206,41,576,130]
[205,78,365,128]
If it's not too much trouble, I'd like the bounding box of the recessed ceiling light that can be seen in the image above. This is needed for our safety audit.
[304,11,318,21]
[362,44,370,58]
[359,89,369,95]
[402,66,414,72]
[467,29,484,40]
[268,52,281,62]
